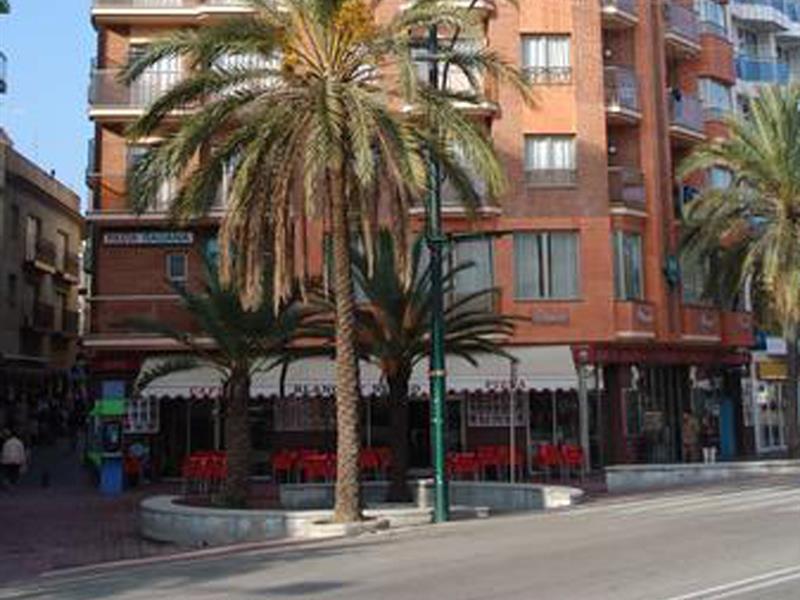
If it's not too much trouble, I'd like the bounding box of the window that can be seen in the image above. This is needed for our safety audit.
[412,38,483,94]
[442,141,487,206]
[521,35,571,84]
[523,135,576,187]
[25,216,40,261]
[613,231,644,301]
[513,232,580,300]
[7,274,16,307]
[451,236,494,309]
[128,145,175,211]
[128,43,181,106]
[698,78,733,120]
[681,254,711,305]
[695,0,728,36]
[56,231,69,272]
[166,253,188,284]
[10,204,19,240]
[55,291,67,331]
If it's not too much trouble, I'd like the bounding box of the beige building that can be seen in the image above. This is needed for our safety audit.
[0,129,84,429]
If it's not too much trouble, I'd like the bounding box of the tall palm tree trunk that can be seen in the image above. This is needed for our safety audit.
[387,371,412,502]
[330,168,362,523]
[785,324,800,458]
[224,370,251,507]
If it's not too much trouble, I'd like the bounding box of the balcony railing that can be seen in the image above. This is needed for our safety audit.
[608,166,645,208]
[604,65,640,114]
[525,169,577,188]
[523,66,572,85]
[735,55,790,84]
[669,94,705,134]
[89,69,183,110]
[65,252,81,279]
[32,239,57,268]
[93,0,195,6]
[664,2,701,48]
[89,173,177,212]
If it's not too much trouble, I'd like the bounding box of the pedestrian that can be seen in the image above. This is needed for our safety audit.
[1,429,27,486]
[701,418,717,464]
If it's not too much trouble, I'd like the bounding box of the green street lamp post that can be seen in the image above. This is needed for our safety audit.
[426,22,449,523]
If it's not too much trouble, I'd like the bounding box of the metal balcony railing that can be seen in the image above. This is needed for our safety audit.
[664,2,700,47]
[89,69,183,109]
[88,173,177,212]
[65,252,81,278]
[608,166,645,208]
[523,66,572,85]
[669,94,705,134]
[34,239,57,268]
[604,65,639,114]
[93,0,195,7]
[525,169,577,187]
[735,55,790,84]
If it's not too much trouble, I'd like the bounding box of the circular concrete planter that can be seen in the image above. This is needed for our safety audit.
[139,496,432,547]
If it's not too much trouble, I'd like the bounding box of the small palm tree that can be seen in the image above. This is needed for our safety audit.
[346,230,515,500]
[679,85,800,458]
[122,0,531,521]
[130,266,322,507]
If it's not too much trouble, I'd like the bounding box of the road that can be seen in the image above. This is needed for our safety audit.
[2,477,800,600]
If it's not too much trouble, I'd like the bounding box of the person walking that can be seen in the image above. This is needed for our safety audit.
[1,430,27,486]
[701,418,717,464]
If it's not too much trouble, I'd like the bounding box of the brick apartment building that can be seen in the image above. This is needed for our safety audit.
[86,0,754,472]
[0,130,85,434]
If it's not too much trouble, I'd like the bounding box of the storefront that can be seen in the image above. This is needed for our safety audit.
[749,338,790,455]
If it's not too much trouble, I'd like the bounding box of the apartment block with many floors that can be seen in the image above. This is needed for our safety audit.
[86,0,754,475]
[0,130,85,434]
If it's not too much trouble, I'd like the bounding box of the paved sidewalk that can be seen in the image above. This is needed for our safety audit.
[0,438,181,585]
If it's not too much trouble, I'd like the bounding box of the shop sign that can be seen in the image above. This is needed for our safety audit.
[757,360,787,381]
[103,231,194,247]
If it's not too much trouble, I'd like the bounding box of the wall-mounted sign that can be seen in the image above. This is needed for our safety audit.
[103,231,194,247]
[532,308,570,326]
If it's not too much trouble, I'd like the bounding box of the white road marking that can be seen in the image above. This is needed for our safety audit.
[659,565,800,600]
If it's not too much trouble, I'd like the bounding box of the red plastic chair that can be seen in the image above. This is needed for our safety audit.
[272,450,297,483]
[476,446,502,480]
[536,444,561,480]
[447,452,480,481]
[359,448,382,479]
[560,444,584,481]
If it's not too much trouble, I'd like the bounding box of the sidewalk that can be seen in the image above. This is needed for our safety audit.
[0,438,181,585]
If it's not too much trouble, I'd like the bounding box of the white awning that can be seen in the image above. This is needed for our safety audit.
[138,345,577,400]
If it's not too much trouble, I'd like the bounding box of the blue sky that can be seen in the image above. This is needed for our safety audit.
[0,0,94,207]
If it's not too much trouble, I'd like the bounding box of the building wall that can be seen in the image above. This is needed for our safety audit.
[0,134,84,369]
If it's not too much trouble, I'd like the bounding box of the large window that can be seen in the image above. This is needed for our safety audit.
[613,231,644,301]
[523,135,576,187]
[698,78,733,120]
[521,35,571,84]
[695,0,728,36]
[128,145,176,211]
[709,166,733,190]
[128,43,181,106]
[452,236,494,306]
[682,254,711,305]
[25,215,40,262]
[513,231,580,300]
[166,253,188,285]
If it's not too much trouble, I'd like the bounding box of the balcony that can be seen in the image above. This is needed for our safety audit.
[731,0,794,32]
[681,305,722,342]
[608,166,646,211]
[669,93,706,143]
[0,50,6,94]
[412,50,498,116]
[64,252,81,281]
[735,55,790,85]
[523,66,572,85]
[89,68,184,118]
[600,0,639,29]
[604,65,641,124]
[88,173,178,215]
[614,300,656,339]
[722,311,754,348]
[525,169,577,188]
[26,238,57,272]
[91,0,253,24]
[664,2,701,57]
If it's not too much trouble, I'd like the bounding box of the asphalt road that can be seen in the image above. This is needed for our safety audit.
[2,477,800,600]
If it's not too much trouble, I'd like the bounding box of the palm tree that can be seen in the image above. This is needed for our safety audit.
[130,266,322,507]
[679,85,800,458]
[347,230,515,501]
[122,0,531,521]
